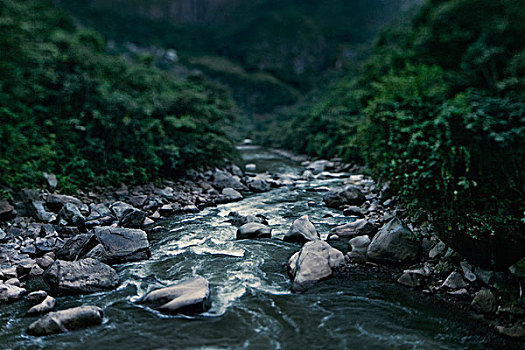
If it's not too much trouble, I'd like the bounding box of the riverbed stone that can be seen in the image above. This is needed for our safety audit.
[429,241,447,259]
[331,219,377,240]
[213,169,246,191]
[222,188,243,201]
[92,226,151,264]
[442,272,467,290]
[247,176,271,192]
[367,218,420,265]
[287,240,345,292]
[27,305,104,336]
[397,271,426,288]
[56,234,99,261]
[46,194,89,214]
[0,282,26,303]
[284,215,320,243]
[43,259,119,295]
[343,206,365,218]
[0,200,14,221]
[471,289,496,314]
[58,203,86,231]
[141,276,211,315]
[323,185,366,209]
[27,290,48,304]
[26,295,56,316]
[348,235,371,254]
[28,201,56,223]
[236,223,272,240]
[110,201,146,228]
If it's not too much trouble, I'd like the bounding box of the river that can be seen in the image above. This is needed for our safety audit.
[1,146,490,349]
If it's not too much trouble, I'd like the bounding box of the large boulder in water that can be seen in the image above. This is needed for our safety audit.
[323,185,366,209]
[140,276,211,315]
[92,226,150,264]
[287,240,345,292]
[236,223,272,240]
[43,259,119,295]
[27,305,103,336]
[367,218,420,265]
[283,215,320,243]
[212,169,246,191]
[110,201,146,228]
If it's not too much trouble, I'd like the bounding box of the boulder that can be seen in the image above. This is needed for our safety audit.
[26,296,56,316]
[128,195,148,208]
[367,218,420,265]
[348,235,371,254]
[330,219,377,240]
[141,277,211,315]
[43,259,119,295]
[27,305,103,336]
[56,234,99,261]
[46,194,89,214]
[429,241,447,259]
[441,272,467,290]
[0,282,26,303]
[323,185,366,209]
[247,176,271,192]
[287,240,344,292]
[283,215,320,243]
[28,201,56,223]
[397,269,429,288]
[307,160,335,174]
[245,163,256,172]
[0,200,14,221]
[92,226,151,264]
[222,188,243,201]
[471,289,496,314]
[227,212,268,227]
[58,203,86,231]
[342,206,365,218]
[236,223,272,240]
[110,201,146,228]
[212,169,246,191]
[26,290,48,304]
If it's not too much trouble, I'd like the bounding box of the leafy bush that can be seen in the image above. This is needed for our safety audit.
[0,0,238,194]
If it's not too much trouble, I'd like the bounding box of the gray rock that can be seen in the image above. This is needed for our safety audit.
[343,206,365,218]
[26,295,56,316]
[429,241,447,259]
[471,289,496,314]
[287,240,344,292]
[128,195,148,208]
[495,323,525,338]
[284,215,320,243]
[0,228,6,242]
[26,290,48,304]
[141,277,211,315]
[0,282,26,303]
[460,261,477,282]
[222,188,243,201]
[36,253,55,269]
[213,169,246,191]
[307,160,335,174]
[0,200,14,221]
[349,235,371,254]
[236,223,272,240]
[92,226,151,264]
[397,271,425,288]
[323,185,366,209]
[331,219,377,240]
[110,201,146,228]
[43,259,119,295]
[247,176,271,192]
[346,251,367,264]
[227,212,268,227]
[28,201,56,223]
[58,203,86,230]
[27,305,103,336]
[42,172,57,188]
[245,163,256,172]
[5,277,21,286]
[56,234,99,261]
[442,272,467,290]
[46,194,89,214]
[367,218,420,265]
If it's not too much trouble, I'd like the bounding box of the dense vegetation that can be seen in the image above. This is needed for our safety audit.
[0,0,238,195]
[267,0,525,268]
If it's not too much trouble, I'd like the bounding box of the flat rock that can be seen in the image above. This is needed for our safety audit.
[236,223,272,240]
[287,240,344,292]
[27,290,48,304]
[43,259,119,295]
[141,277,211,315]
[27,305,103,336]
[283,215,320,243]
[92,226,151,264]
[222,188,243,201]
[331,219,377,240]
[367,218,420,265]
[0,283,27,303]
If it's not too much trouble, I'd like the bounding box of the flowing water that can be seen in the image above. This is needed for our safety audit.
[1,146,490,349]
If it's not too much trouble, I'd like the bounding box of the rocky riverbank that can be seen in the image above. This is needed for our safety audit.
[0,149,523,346]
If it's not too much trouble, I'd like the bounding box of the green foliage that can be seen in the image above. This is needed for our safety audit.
[0,0,237,194]
[269,0,525,264]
